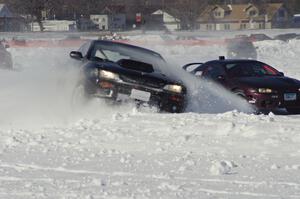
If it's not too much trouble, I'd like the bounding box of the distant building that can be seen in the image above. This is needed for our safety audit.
[197,3,289,31]
[0,4,26,32]
[31,20,76,31]
[90,15,109,30]
[151,10,181,31]
[292,14,300,28]
[90,14,126,31]
[77,18,97,31]
[110,14,126,31]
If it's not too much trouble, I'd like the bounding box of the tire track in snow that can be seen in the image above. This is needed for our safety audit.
[0,162,299,198]
[1,162,300,187]
[193,188,300,198]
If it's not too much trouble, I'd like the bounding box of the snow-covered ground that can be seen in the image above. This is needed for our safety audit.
[0,33,300,198]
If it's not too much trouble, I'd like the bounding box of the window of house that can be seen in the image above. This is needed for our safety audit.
[249,10,256,16]
[259,23,265,29]
[206,24,213,30]
[214,12,221,17]
[224,24,230,30]
[240,23,247,29]
[102,18,106,22]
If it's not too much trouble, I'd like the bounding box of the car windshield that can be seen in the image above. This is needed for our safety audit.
[89,41,165,72]
[226,62,280,77]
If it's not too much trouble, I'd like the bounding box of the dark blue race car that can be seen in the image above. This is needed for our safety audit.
[70,40,186,113]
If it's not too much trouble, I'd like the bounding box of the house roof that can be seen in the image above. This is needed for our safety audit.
[152,9,164,15]
[265,3,284,19]
[151,9,180,22]
[198,3,284,23]
[0,4,14,18]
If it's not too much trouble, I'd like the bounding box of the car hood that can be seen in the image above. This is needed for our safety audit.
[88,60,182,85]
[235,76,300,90]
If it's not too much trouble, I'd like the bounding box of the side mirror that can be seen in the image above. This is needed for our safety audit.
[70,51,83,60]
[279,72,284,76]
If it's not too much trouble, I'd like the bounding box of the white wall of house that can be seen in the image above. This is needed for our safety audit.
[199,21,271,31]
[90,15,108,30]
[31,20,76,31]
[152,10,180,31]
[164,23,179,31]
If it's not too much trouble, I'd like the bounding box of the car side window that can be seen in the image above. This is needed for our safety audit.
[78,41,91,57]
[202,63,226,80]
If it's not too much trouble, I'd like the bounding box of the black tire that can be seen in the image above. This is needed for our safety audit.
[286,108,300,115]
[233,89,261,114]
[71,83,89,114]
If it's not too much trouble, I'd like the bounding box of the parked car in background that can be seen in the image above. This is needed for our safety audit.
[183,57,300,114]
[70,40,186,113]
[273,33,299,42]
[226,39,257,60]
[0,42,13,69]
[249,33,273,41]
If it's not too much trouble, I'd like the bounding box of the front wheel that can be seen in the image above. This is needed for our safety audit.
[71,84,89,113]
[233,89,260,114]
[286,108,300,115]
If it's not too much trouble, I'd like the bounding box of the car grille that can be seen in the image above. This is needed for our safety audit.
[120,75,165,88]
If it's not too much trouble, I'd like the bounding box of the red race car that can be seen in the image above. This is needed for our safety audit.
[183,57,300,114]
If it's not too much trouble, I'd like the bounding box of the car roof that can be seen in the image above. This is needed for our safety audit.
[206,59,260,64]
[91,40,163,59]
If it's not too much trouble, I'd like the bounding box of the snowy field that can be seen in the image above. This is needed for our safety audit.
[0,33,300,198]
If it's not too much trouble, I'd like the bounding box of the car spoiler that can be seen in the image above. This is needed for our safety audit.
[182,62,203,71]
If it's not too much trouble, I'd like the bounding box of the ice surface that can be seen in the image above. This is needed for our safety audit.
[0,32,300,198]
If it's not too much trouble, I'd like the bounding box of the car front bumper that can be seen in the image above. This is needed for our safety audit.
[85,79,186,113]
[247,91,300,110]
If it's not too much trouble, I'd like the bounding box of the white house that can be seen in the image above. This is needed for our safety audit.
[151,10,180,31]
[31,20,76,31]
[90,14,109,30]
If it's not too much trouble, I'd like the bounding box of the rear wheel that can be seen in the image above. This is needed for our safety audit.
[286,108,300,115]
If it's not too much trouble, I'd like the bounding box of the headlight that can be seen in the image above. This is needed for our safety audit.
[99,70,120,81]
[164,84,183,93]
[258,88,274,93]
[89,68,99,77]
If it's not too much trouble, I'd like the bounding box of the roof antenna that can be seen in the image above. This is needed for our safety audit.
[219,56,225,60]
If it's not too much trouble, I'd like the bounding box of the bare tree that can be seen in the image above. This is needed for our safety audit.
[5,0,55,31]
[168,0,208,30]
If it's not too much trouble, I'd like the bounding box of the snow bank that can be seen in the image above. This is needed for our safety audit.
[1,34,300,198]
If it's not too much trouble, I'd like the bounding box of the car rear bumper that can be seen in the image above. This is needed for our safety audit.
[86,79,186,113]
